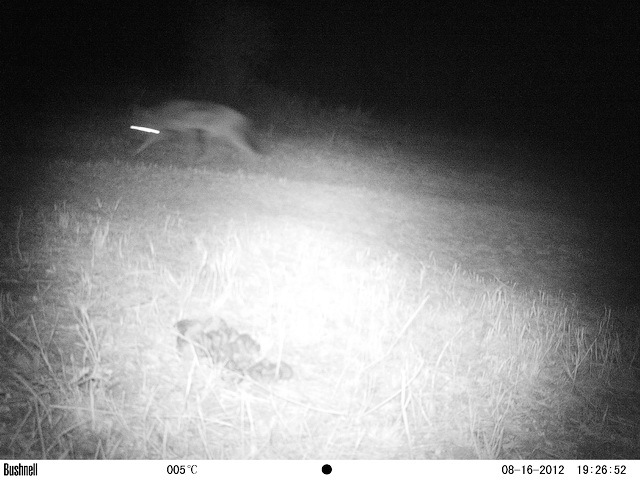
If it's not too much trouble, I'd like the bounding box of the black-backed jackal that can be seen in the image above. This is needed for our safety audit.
[130,100,260,161]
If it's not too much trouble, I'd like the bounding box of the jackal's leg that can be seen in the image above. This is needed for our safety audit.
[134,133,160,155]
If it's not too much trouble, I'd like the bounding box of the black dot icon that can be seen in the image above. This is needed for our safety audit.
[322,464,332,474]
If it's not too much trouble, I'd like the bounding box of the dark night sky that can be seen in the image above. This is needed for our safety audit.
[5,1,638,166]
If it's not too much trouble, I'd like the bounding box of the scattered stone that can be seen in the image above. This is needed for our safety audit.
[175,318,293,383]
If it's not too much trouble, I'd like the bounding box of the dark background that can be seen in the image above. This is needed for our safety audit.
[4,1,638,204]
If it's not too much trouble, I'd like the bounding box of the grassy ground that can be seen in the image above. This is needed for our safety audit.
[1,97,638,459]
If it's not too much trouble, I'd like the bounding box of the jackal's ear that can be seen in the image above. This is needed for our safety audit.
[130,103,146,120]
[122,86,147,117]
